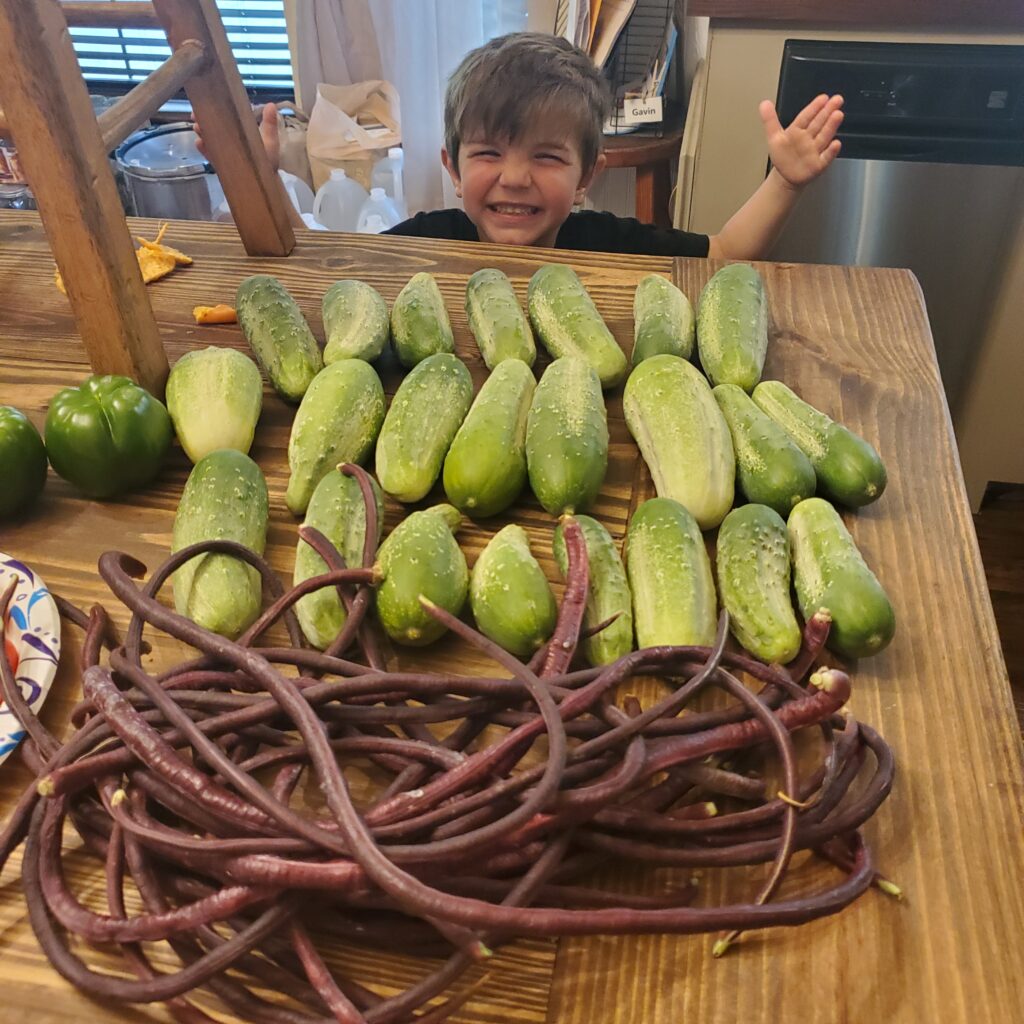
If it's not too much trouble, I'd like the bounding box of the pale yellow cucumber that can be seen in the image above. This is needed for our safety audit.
[623,354,735,530]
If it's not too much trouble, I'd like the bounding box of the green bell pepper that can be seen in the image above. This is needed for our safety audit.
[44,375,172,499]
[0,406,48,518]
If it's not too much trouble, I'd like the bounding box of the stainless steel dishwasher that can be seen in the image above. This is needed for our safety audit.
[768,40,1024,417]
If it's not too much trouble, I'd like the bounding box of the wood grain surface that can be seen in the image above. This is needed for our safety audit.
[0,212,1022,1024]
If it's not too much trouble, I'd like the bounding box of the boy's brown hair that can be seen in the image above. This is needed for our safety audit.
[444,32,610,173]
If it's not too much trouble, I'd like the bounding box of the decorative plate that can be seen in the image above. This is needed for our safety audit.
[1,553,61,766]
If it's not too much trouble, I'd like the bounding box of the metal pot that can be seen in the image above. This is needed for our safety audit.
[115,123,225,221]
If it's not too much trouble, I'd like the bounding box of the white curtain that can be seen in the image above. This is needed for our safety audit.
[288,1,383,111]
[289,0,528,215]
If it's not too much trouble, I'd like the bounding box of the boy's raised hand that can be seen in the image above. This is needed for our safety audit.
[193,101,281,172]
[760,93,843,189]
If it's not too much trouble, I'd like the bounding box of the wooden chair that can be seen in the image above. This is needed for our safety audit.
[0,0,296,394]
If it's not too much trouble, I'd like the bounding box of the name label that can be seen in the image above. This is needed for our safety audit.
[621,96,663,125]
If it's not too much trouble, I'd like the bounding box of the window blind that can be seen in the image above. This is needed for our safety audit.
[66,0,294,94]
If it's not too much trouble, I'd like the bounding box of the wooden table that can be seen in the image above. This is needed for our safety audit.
[0,212,1022,1023]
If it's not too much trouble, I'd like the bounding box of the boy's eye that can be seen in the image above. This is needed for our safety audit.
[536,152,566,163]
[469,149,500,158]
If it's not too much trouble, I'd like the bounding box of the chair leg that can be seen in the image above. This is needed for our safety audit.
[153,0,295,257]
[0,0,168,395]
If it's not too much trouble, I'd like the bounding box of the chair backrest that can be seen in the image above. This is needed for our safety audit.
[0,0,295,395]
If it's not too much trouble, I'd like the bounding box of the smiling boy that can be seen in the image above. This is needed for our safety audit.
[386,32,843,259]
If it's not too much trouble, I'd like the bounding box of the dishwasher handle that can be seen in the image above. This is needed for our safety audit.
[838,132,1024,168]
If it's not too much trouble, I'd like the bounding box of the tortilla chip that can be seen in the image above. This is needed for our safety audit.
[137,237,193,265]
[53,223,189,293]
[193,304,238,325]
[137,247,177,283]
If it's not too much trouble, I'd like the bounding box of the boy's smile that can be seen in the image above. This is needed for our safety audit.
[443,135,605,249]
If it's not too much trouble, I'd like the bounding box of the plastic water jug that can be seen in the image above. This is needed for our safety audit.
[371,147,407,218]
[312,168,368,232]
[355,188,402,233]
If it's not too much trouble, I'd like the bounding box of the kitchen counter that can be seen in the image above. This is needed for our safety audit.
[0,212,1022,1023]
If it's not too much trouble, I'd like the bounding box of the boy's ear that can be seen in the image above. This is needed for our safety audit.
[441,147,461,189]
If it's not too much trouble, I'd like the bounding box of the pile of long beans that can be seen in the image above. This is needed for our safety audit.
[0,465,895,1024]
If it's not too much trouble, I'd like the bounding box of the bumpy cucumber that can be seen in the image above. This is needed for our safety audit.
[293,470,384,649]
[172,450,268,639]
[470,524,557,657]
[166,346,262,463]
[713,382,816,517]
[752,380,887,508]
[716,504,801,664]
[285,359,385,515]
[390,272,455,368]
[696,263,768,391]
[553,515,633,666]
[375,504,468,646]
[527,264,627,389]
[626,497,717,648]
[236,275,322,402]
[376,353,473,503]
[788,497,895,660]
[525,357,608,516]
[465,268,536,369]
[322,279,389,363]
[623,354,735,530]
[442,359,535,518]
[632,274,695,366]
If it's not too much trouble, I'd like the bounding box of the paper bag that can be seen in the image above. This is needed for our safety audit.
[306,81,401,190]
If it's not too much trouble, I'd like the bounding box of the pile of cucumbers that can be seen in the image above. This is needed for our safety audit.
[163,260,894,666]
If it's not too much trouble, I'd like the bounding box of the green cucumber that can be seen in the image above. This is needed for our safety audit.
[322,280,390,364]
[172,449,268,639]
[623,354,735,530]
[713,382,816,517]
[632,274,695,366]
[553,515,633,666]
[752,380,887,508]
[716,504,801,664]
[788,497,895,660]
[696,263,768,391]
[527,264,627,389]
[236,275,322,402]
[375,353,473,503]
[470,524,556,657]
[390,272,455,368]
[293,470,384,649]
[374,504,468,646]
[285,359,386,516]
[165,346,262,463]
[465,268,536,369]
[626,497,717,648]
[525,357,608,516]
[442,359,535,518]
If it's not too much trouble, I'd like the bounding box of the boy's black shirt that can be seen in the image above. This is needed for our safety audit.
[384,208,710,258]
